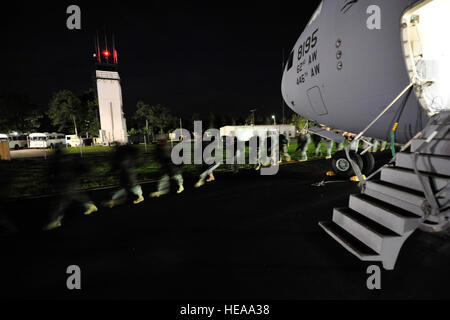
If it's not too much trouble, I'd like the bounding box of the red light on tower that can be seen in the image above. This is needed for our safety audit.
[113,49,118,64]
[102,50,110,57]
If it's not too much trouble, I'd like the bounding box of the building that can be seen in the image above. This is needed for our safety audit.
[94,35,128,145]
[220,125,296,141]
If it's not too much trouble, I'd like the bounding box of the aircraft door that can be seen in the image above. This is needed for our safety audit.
[401,0,450,115]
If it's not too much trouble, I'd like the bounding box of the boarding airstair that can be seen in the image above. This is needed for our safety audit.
[319,112,450,270]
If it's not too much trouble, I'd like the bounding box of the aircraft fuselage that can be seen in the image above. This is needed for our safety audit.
[281,0,429,143]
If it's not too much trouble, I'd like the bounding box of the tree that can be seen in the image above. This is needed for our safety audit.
[215,114,225,128]
[244,114,253,126]
[191,112,201,122]
[255,114,264,125]
[79,89,100,138]
[48,90,82,133]
[236,115,246,126]
[134,102,175,134]
[47,89,100,137]
[23,110,44,132]
[229,113,237,126]
[291,114,308,131]
[207,112,213,128]
[134,101,152,132]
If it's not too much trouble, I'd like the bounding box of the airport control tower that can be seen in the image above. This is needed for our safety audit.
[94,35,128,145]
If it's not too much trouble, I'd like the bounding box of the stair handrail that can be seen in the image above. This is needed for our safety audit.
[345,82,415,185]
[411,113,450,219]
[364,130,423,182]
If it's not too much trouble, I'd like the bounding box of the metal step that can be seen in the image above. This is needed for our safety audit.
[363,181,425,216]
[332,207,398,254]
[318,221,380,261]
[411,139,450,156]
[348,194,421,235]
[396,152,450,175]
[380,167,449,193]
[421,124,450,140]
[320,112,449,270]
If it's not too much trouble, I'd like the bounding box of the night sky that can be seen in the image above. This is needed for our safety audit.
[2,1,321,120]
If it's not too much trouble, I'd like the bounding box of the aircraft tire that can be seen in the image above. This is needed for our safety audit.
[331,150,363,178]
[360,152,375,175]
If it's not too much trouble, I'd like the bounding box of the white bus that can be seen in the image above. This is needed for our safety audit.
[29,132,65,149]
[9,132,28,149]
[0,133,28,150]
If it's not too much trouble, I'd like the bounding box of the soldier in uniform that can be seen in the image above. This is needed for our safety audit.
[44,146,98,230]
[295,128,312,162]
[311,133,323,157]
[195,137,221,188]
[104,144,144,208]
[278,133,291,163]
[151,137,184,197]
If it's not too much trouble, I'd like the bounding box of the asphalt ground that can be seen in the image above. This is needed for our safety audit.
[0,152,449,300]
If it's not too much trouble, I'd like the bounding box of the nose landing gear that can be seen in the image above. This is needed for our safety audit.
[331,150,370,178]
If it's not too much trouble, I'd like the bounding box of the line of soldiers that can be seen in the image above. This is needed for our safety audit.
[294,127,389,162]
[41,129,389,231]
[43,140,184,231]
[295,128,334,161]
[42,131,296,231]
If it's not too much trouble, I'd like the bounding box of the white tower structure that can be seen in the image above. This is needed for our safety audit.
[94,34,128,145]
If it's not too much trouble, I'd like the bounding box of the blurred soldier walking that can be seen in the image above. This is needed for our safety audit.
[336,132,346,151]
[226,131,242,173]
[249,131,261,170]
[295,128,311,161]
[361,137,374,152]
[324,139,334,159]
[322,127,334,159]
[43,146,97,231]
[278,133,291,163]
[371,139,380,152]
[151,137,184,197]
[195,138,220,188]
[0,164,18,236]
[311,134,323,157]
[104,144,144,208]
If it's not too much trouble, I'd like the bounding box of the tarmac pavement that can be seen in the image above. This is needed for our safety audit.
[0,153,449,299]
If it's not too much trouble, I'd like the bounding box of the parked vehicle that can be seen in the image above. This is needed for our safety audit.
[29,133,65,149]
[65,135,82,148]
[0,132,28,150]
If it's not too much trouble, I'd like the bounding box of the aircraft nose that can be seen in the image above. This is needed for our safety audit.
[281,70,290,105]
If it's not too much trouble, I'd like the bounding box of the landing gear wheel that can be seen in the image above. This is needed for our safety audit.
[331,150,364,178]
[360,152,375,175]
